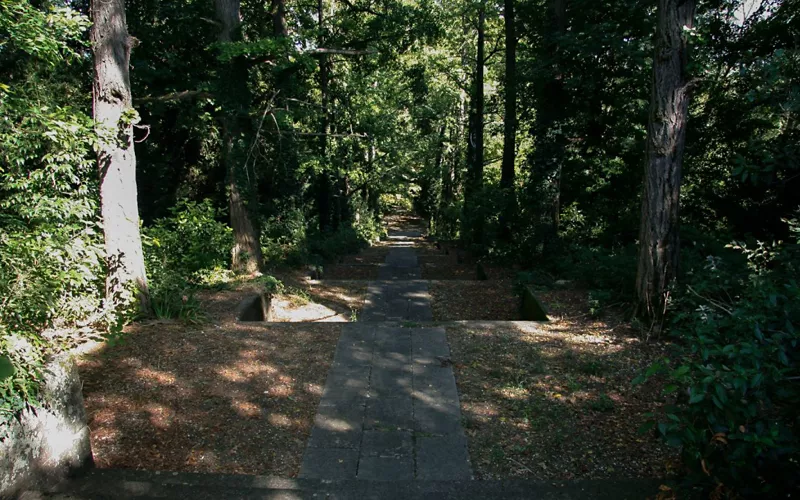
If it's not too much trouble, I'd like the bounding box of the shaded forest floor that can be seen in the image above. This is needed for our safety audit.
[76,215,676,481]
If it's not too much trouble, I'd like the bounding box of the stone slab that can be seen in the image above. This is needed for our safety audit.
[415,434,471,481]
[357,455,414,481]
[365,396,414,430]
[413,400,463,435]
[360,430,413,457]
[1,353,92,498]
[299,448,360,479]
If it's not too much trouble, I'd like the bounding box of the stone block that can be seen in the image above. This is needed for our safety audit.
[521,285,549,321]
[1,353,92,498]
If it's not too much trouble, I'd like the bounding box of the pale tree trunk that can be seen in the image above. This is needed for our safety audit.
[499,0,517,241]
[91,0,150,312]
[635,0,696,326]
[215,0,264,274]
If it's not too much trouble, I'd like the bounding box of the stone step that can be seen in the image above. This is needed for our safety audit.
[37,468,660,499]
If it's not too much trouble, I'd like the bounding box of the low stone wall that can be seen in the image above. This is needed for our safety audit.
[236,291,274,322]
[0,353,92,498]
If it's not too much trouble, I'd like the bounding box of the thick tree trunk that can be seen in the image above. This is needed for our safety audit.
[91,0,150,312]
[216,0,264,274]
[635,0,696,325]
[499,0,517,241]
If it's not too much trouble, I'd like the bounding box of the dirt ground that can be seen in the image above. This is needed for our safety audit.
[430,280,520,320]
[78,321,340,476]
[447,300,679,481]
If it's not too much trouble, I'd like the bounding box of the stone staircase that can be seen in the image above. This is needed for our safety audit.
[34,223,660,499]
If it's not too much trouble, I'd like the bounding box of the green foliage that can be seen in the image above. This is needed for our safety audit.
[261,208,309,266]
[0,0,90,66]
[144,199,233,276]
[636,235,800,496]
[143,199,232,321]
[0,1,102,428]
[0,356,14,380]
[307,226,369,262]
[587,289,613,319]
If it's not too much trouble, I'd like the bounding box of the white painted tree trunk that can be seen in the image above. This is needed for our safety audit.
[91,0,150,311]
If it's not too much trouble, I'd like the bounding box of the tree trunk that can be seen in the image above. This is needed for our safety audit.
[316,0,334,231]
[216,0,264,274]
[531,0,567,244]
[635,0,696,325]
[271,0,288,37]
[464,2,485,245]
[91,0,150,312]
[499,0,517,240]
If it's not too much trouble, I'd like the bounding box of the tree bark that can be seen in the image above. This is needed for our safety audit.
[635,0,696,325]
[531,0,567,244]
[216,0,264,274]
[464,1,485,245]
[271,0,288,37]
[91,0,150,312]
[316,0,334,231]
[499,0,517,240]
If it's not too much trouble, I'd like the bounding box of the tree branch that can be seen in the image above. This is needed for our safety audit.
[484,36,502,63]
[306,47,378,56]
[282,131,371,138]
[137,90,212,103]
[337,0,383,17]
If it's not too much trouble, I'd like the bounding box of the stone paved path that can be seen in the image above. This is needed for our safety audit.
[299,226,471,481]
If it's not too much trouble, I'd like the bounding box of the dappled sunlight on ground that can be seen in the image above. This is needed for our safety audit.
[447,313,678,481]
[77,321,341,476]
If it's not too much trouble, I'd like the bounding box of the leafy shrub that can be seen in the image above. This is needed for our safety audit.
[431,201,461,240]
[143,199,232,320]
[637,231,800,496]
[261,208,308,266]
[588,289,613,318]
[148,270,203,322]
[144,199,233,276]
[588,394,615,412]
[0,1,101,430]
[307,225,367,261]
[351,202,384,243]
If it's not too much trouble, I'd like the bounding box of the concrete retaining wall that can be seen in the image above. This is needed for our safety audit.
[1,353,92,498]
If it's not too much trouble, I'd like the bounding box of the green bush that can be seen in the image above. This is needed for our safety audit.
[307,225,367,262]
[144,199,233,276]
[143,199,232,320]
[261,207,308,266]
[0,1,101,431]
[637,232,800,496]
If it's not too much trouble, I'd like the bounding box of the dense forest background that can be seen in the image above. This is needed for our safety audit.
[1,0,798,496]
